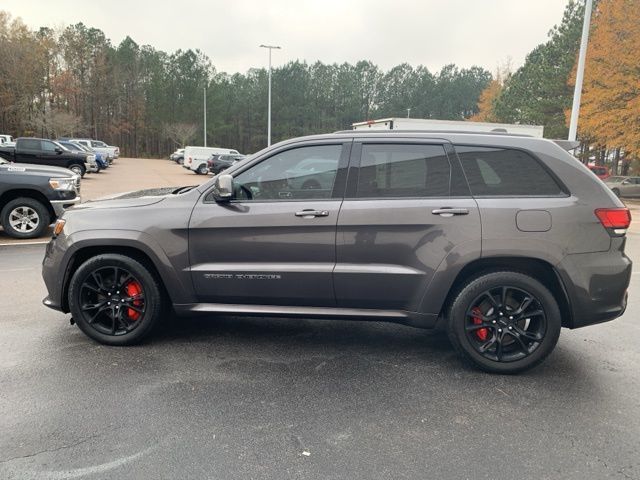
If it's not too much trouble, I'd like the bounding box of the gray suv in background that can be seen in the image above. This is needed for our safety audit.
[42,131,632,373]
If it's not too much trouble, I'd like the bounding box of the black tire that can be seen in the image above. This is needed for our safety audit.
[447,271,561,374]
[196,163,208,175]
[68,163,86,177]
[68,254,164,346]
[0,197,50,239]
[612,188,621,197]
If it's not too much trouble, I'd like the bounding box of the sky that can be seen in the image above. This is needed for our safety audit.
[1,0,569,74]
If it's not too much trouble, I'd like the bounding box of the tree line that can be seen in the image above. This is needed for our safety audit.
[0,11,490,156]
[473,0,640,173]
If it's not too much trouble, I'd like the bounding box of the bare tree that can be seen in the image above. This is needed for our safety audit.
[163,122,198,148]
[30,108,84,138]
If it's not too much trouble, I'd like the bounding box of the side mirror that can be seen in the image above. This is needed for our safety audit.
[622,179,631,185]
[211,174,234,202]
[55,147,63,154]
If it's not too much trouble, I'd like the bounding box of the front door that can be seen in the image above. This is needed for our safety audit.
[189,141,350,307]
[335,140,481,312]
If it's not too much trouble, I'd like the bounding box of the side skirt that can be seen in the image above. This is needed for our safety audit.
[172,303,438,329]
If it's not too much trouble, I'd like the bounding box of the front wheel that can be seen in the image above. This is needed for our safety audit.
[69,164,86,177]
[196,163,208,175]
[612,188,621,197]
[447,271,561,374]
[1,197,50,239]
[68,254,164,345]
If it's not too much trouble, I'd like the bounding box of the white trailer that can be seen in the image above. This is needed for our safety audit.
[352,118,544,137]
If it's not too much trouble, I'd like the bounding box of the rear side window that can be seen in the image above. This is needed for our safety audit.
[456,146,564,196]
[19,139,40,150]
[357,144,451,198]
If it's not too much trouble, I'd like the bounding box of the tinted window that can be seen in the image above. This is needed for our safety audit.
[19,139,40,150]
[41,140,57,152]
[356,144,450,198]
[456,146,563,196]
[234,145,341,200]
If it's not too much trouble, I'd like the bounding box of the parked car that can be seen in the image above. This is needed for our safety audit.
[170,148,185,164]
[69,139,115,164]
[61,141,109,170]
[183,146,241,174]
[0,138,88,177]
[1,157,80,238]
[42,131,631,374]
[207,153,246,174]
[0,134,14,145]
[604,176,640,197]
[56,141,99,173]
[588,164,610,180]
[90,140,119,159]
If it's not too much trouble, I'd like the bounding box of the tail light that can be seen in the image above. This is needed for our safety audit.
[595,208,631,236]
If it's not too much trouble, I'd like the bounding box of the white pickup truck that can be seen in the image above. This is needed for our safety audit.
[70,139,120,163]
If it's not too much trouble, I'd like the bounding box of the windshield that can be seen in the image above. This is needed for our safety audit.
[604,176,625,183]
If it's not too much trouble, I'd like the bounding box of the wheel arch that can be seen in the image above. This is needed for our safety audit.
[60,234,193,312]
[439,256,573,328]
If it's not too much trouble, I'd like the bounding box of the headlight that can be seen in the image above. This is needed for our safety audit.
[49,177,76,191]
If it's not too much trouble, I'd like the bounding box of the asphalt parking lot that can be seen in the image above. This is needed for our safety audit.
[1,163,639,479]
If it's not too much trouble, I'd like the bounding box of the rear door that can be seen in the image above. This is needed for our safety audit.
[335,138,481,312]
[14,139,42,164]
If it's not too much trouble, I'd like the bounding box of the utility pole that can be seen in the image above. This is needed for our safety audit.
[260,44,281,146]
[203,87,207,147]
[568,0,593,141]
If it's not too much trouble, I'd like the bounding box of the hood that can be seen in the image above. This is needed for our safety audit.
[73,186,196,210]
[0,162,76,177]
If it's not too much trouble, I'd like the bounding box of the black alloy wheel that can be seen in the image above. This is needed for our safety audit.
[447,271,561,374]
[68,254,163,345]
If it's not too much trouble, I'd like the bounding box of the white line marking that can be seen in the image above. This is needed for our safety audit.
[0,240,49,246]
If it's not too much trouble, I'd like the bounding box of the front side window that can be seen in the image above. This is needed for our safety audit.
[41,140,57,152]
[456,146,564,196]
[233,144,342,201]
[356,143,451,198]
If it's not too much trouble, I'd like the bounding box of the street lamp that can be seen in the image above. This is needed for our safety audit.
[259,44,281,146]
[568,0,593,141]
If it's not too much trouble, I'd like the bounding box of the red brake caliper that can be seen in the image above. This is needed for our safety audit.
[471,307,489,341]
[124,281,143,321]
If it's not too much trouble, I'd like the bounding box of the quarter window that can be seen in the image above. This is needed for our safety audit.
[356,144,451,198]
[456,146,564,196]
[233,145,342,200]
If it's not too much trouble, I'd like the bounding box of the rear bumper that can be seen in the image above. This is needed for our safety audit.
[558,238,632,328]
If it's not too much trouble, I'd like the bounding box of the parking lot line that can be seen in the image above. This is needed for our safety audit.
[0,240,49,247]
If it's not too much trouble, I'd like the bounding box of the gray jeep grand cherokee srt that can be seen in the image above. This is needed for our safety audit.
[42,131,632,373]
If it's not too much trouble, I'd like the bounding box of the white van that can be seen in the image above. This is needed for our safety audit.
[183,146,240,174]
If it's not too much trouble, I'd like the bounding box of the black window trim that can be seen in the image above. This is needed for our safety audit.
[203,140,352,204]
[345,139,460,200]
[452,143,571,198]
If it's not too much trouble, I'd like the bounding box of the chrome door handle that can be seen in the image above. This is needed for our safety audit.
[432,208,469,217]
[295,209,329,218]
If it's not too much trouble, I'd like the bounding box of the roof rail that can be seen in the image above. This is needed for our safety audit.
[333,129,534,138]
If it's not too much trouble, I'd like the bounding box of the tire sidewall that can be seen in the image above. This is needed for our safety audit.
[0,197,49,239]
[448,271,561,374]
[68,254,162,346]
[69,164,85,177]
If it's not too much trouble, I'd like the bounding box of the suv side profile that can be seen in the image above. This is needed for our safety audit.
[42,131,632,373]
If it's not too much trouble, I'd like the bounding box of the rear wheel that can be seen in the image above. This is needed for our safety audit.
[447,271,561,374]
[68,254,164,345]
[0,197,50,239]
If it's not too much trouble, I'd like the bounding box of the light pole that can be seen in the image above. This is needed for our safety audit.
[260,44,281,146]
[407,108,411,118]
[203,86,207,147]
[568,0,593,141]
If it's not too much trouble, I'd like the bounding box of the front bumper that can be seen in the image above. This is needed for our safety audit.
[50,196,81,218]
